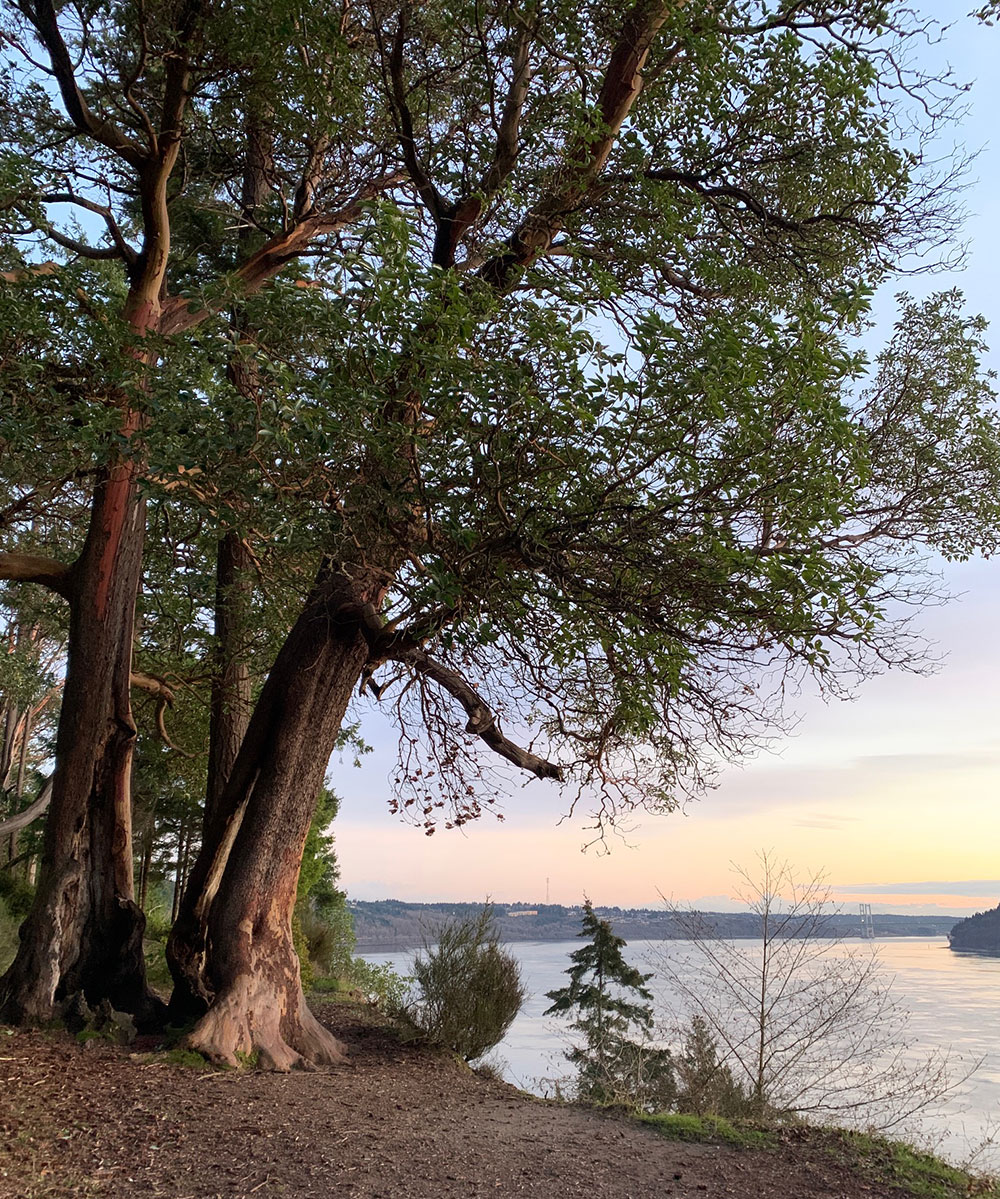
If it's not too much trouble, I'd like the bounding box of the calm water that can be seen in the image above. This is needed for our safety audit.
[364,936,1000,1170]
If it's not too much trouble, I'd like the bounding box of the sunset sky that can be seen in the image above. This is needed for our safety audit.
[334,8,1000,917]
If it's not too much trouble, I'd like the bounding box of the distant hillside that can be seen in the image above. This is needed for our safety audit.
[349,899,958,951]
[948,902,1000,954]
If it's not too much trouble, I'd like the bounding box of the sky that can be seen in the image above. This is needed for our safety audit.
[333,5,1000,918]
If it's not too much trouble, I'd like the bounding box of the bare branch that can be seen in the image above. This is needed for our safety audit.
[129,670,175,704]
[481,0,674,289]
[130,671,196,757]
[388,647,563,780]
[39,191,138,265]
[384,9,445,222]
[0,261,60,283]
[29,219,126,262]
[16,0,148,168]
[157,174,405,336]
[479,16,533,199]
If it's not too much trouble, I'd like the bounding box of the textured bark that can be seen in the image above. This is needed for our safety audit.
[0,471,162,1027]
[175,571,374,1067]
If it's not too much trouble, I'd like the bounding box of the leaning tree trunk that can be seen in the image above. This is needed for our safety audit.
[0,468,162,1027]
[172,571,373,1069]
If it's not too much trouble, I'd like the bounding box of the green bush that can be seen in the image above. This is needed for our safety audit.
[402,907,526,1062]
[300,900,355,980]
[292,905,315,991]
[0,870,34,918]
[347,958,412,1011]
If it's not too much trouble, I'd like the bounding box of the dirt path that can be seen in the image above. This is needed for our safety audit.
[0,1004,949,1198]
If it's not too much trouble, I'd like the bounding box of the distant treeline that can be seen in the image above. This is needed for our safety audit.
[948,903,1000,954]
[350,899,958,952]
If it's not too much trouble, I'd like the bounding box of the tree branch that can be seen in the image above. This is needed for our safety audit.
[479,18,533,199]
[0,775,52,839]
[387,648,563,780]
[0,552,72,599]
[385,9,445,222]
[39,191,138,265]
[480,0,674,289]
[17,0,148,168]
[130,671,196,757]
[157,174,405,336]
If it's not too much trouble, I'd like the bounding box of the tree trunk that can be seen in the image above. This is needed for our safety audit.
[207,532,253,825]
[137,810,154,913]
[0,470,162,1028]
[172,571,374,1069]
[167,531,254,1017]
[167,123,267,1017]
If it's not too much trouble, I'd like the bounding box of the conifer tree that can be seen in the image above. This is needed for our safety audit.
[546,901,674,1109]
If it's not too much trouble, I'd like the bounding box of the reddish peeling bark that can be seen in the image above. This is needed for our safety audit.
[171,570,375,1067]
[0,468,162,1027]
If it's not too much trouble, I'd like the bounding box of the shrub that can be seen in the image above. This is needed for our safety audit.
[292,905,315,991]
[348,958,412,1011]
[0,870,33,918]
[300,900,355,980]
[403,906,526,1062]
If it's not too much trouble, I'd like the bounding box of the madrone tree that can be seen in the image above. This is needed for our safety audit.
[1,0,999,1069]
[0,0,399,1031]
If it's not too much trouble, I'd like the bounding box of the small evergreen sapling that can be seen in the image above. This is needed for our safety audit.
[545,901,674,1110]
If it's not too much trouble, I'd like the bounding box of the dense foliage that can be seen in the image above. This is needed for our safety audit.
[948,904,1000,954]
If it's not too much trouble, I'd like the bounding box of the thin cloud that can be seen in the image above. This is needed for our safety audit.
[793,813,863,829]
[836,880,1000,897]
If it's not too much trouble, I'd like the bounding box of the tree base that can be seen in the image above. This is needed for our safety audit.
[0,873,165,1031]
[183,975,346,1071]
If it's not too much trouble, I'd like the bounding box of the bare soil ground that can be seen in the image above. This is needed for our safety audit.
[0,1003,978,1199]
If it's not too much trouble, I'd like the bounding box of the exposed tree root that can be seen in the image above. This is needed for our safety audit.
[184,972,347,1071]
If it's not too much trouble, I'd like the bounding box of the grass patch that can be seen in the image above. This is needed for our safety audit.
[834,1130,1000,1199]
[158,1047,213,1069]
[640,1111,775,1150]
